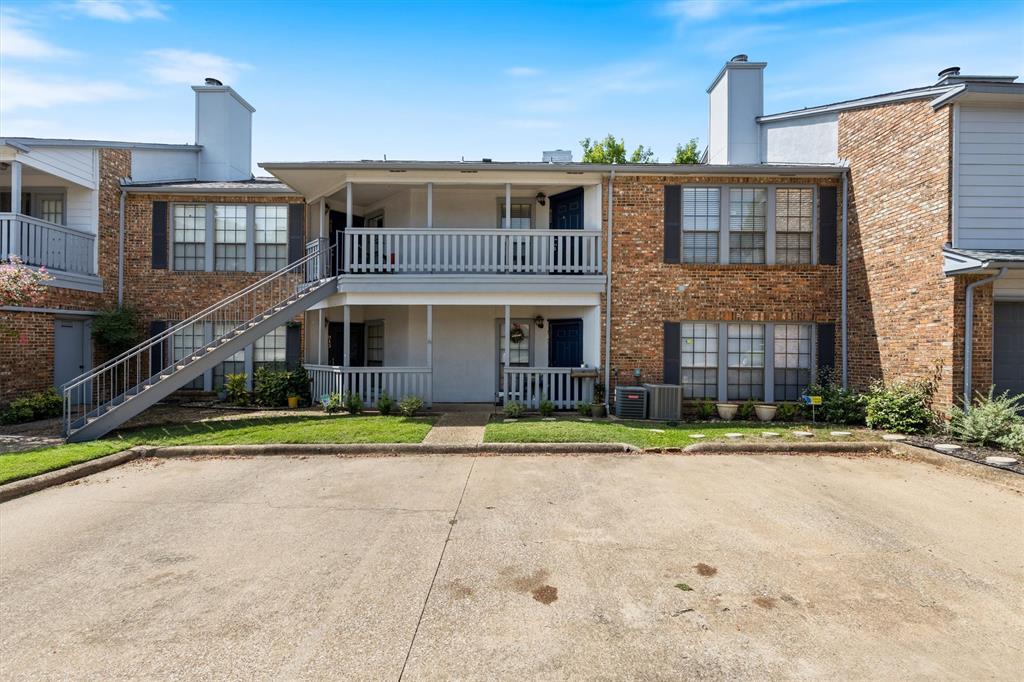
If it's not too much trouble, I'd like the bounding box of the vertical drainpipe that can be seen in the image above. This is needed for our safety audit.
[118,185,127,306]
[841,171,849,389]
[964,268,1006,408]
[603,169,615,395]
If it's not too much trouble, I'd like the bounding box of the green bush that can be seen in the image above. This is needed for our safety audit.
[91,306,141,356]
[997,423,1024,455]
[399,395,424,417]
[806,371,866,425]
[224,373,250,406]
[539,398,555,417]
[1,388,63,424]
[774,402,804,422]
[343,391,364,414]
[737,399,756,420]
[504,400,524,418]
[948,388,1023,447]
[254,367,290,407]
[287,366,311,404]
[377,391,395,415]
[576,401,592,417]
[322,392,343,414]
[865,380,934,434]
[694,399,715,420]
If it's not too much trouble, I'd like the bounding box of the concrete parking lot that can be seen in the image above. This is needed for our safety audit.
[2,452,1022,680]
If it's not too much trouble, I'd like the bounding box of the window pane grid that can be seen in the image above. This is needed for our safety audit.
[367,322,384,367]
[213,321,245,389]
[773,323,813,401]
[499,322,530,366]
[214,205,247,271]
[173,204,206,271]
[775,188,813,264]
[255,205,288,272]
[680,322,718,399]
[681,188,720,263]
[727,323,765,400]
[729,188,767,264]
[172,323,204,389]
[254,326,287,372]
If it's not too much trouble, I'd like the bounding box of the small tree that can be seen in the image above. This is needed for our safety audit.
[674,138,701,164]
[92,306,141,356]
[580,135,655,164]
[0,255,53,342]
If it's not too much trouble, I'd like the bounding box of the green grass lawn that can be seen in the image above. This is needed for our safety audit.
[0,414,435,485]
[484,416,876,449]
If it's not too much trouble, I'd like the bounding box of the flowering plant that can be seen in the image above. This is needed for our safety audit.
[0,255,52,307]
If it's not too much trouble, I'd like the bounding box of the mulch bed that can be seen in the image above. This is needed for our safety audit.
[904,434,1023,475]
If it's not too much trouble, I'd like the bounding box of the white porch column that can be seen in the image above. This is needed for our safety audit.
[503,304,511,403]
[426,183,433,228]
[317,309,324,364]
[426,304,433,406]
[319,198,326,238]
[10,160,22,215]
[504,183,511,228]
[346,183,353,229]
[343,305,351,367]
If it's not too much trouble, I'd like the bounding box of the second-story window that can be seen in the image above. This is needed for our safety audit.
[255,205,288,272]
[682,187,720,263]
[38,195,65,225]
[728,188,767,264]
[214,205,247,271]
[173,204,206,271]
[775,188,814,264]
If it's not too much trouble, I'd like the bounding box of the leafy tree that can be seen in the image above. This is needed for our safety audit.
[674,138,701,164]
[580,135,655,163]
[92,305,141,355]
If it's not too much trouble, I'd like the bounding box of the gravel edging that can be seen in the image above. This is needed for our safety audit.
[0,448,143,503]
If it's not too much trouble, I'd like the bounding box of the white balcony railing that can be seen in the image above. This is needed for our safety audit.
[0,213,96,276]
[503,367,595,409]
[307,365,433,407]
[342,228,602,275]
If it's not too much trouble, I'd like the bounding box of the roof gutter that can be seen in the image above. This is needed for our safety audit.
[964,268,1006,408]
[604,169,614,401]
[259,161,846,176]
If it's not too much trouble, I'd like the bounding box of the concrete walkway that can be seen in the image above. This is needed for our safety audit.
[422,408,492,445]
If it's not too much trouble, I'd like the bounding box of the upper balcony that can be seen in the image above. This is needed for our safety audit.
[1,212,96,278]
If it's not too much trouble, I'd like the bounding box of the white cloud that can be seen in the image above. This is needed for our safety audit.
[0,70,141,112]
[504,66,541,77]
[0,14,76,59]
[663,0,844,22]
[145,49,250,85]
[71,1,167,22]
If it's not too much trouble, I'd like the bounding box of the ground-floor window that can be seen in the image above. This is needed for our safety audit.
[172,323,204,389]
[254,326,287,373]
[773,323,813,401]
[727,323,765,401]
[366,320,384,367]
[212,321,244,390]
[681,322,718,399]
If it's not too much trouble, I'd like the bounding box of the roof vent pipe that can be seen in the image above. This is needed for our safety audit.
[204,77,223,86]
[937,66,961,80]
[731,54,748,62]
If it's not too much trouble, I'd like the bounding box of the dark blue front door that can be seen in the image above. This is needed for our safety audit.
[549,319,583,367]
[549,187,584,272]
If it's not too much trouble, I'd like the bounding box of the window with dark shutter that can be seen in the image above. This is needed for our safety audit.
[151,202,168,269]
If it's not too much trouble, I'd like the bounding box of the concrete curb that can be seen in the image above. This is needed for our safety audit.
[144,442,642,457]
[0,447,144,504]
[889,442,1024,492]
[667,441,893,454]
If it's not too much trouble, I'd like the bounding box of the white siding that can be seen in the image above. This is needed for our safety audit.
[955,103,1024,250]
[761,112,839,164]
[131,148,200,182]
[995,269,1024,301]
[17,147,97,188]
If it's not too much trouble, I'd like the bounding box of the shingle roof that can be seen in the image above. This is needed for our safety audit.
[121,178,296,193]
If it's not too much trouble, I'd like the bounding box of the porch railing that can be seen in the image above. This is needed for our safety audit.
[342,228,602,275]
[0,212,96,276]
[306,365,433,407]
[503,367,595,410]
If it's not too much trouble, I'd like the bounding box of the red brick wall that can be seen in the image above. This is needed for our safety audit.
[838,99,960,408]
[604,173,841,393]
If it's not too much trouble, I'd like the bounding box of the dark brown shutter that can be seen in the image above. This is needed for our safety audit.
[288,203,306,263]
[818,186,837,265]
[664,185,681,264]
[151,201,168,269]
[149,320,167,375]
[663,321,681,384]
[286,324,301,369]
[817,323,836,377]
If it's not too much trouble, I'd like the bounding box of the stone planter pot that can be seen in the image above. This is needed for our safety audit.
[716,403,738,421]
[592,403,607,418]
[754,404,777,422]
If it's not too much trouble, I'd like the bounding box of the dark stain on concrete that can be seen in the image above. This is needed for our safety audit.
[446,580,474,599]
[694,563,718,577]
[532,585,558,604]
[754,596,777,609]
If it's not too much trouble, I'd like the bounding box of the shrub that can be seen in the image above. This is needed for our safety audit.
[737,399,756,420]
[806,370,866,425]
[91,306,141,356]
[865,380,935,434]
[287,366,311,404]
[399,395,424,417]
[997,423,1024,455]
[254,367,290,407]
[377,391,395,415]
[694,399,715,420]
[0,388,62,424]
[504,400,524,418]
[947,388,1023,446]
[539,398,555,417]
[322,392,343,414]
[224,373,250,406]
[343,391,363,414]
[592,381,606,404]
[576,401,592,417]
[774,402,804,422]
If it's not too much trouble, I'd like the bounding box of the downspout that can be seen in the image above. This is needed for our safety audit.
[964,267,1006,407]
[841,171,849,389]
[603,169,615,397]
[117,185,126,306]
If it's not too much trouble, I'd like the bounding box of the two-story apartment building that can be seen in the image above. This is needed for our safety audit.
[1,58,1020,442]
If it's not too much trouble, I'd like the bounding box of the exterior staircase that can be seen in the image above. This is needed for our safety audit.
[62,240,335,442]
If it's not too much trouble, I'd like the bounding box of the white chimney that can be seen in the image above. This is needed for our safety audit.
[706,55,766,165]
[192,78,254,181]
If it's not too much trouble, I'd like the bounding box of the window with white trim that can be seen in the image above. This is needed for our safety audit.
[498,202,533,229]
[173,204,206,271]
[774,323,813,401]
[214,204,247,271]
[775,188,814,264]
[727,323,765,400]
[682,187,720,263]
[366,320,384,367]
[728,188,767,264]
[680,322,718,399]
[213,321,245,390]
[254,205,288,272]
[172,323,204,389]
[38,195,65,225]
[254,326,287,372]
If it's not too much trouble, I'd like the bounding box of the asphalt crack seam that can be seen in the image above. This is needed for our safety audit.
[398,457,476,681]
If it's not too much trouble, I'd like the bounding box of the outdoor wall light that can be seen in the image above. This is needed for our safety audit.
[535,192,546,206]
[534,315,545,328]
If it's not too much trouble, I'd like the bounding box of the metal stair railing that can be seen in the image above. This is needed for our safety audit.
[62,240,335,438]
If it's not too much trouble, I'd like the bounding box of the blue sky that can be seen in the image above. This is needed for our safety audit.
[1,0,1022,170]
